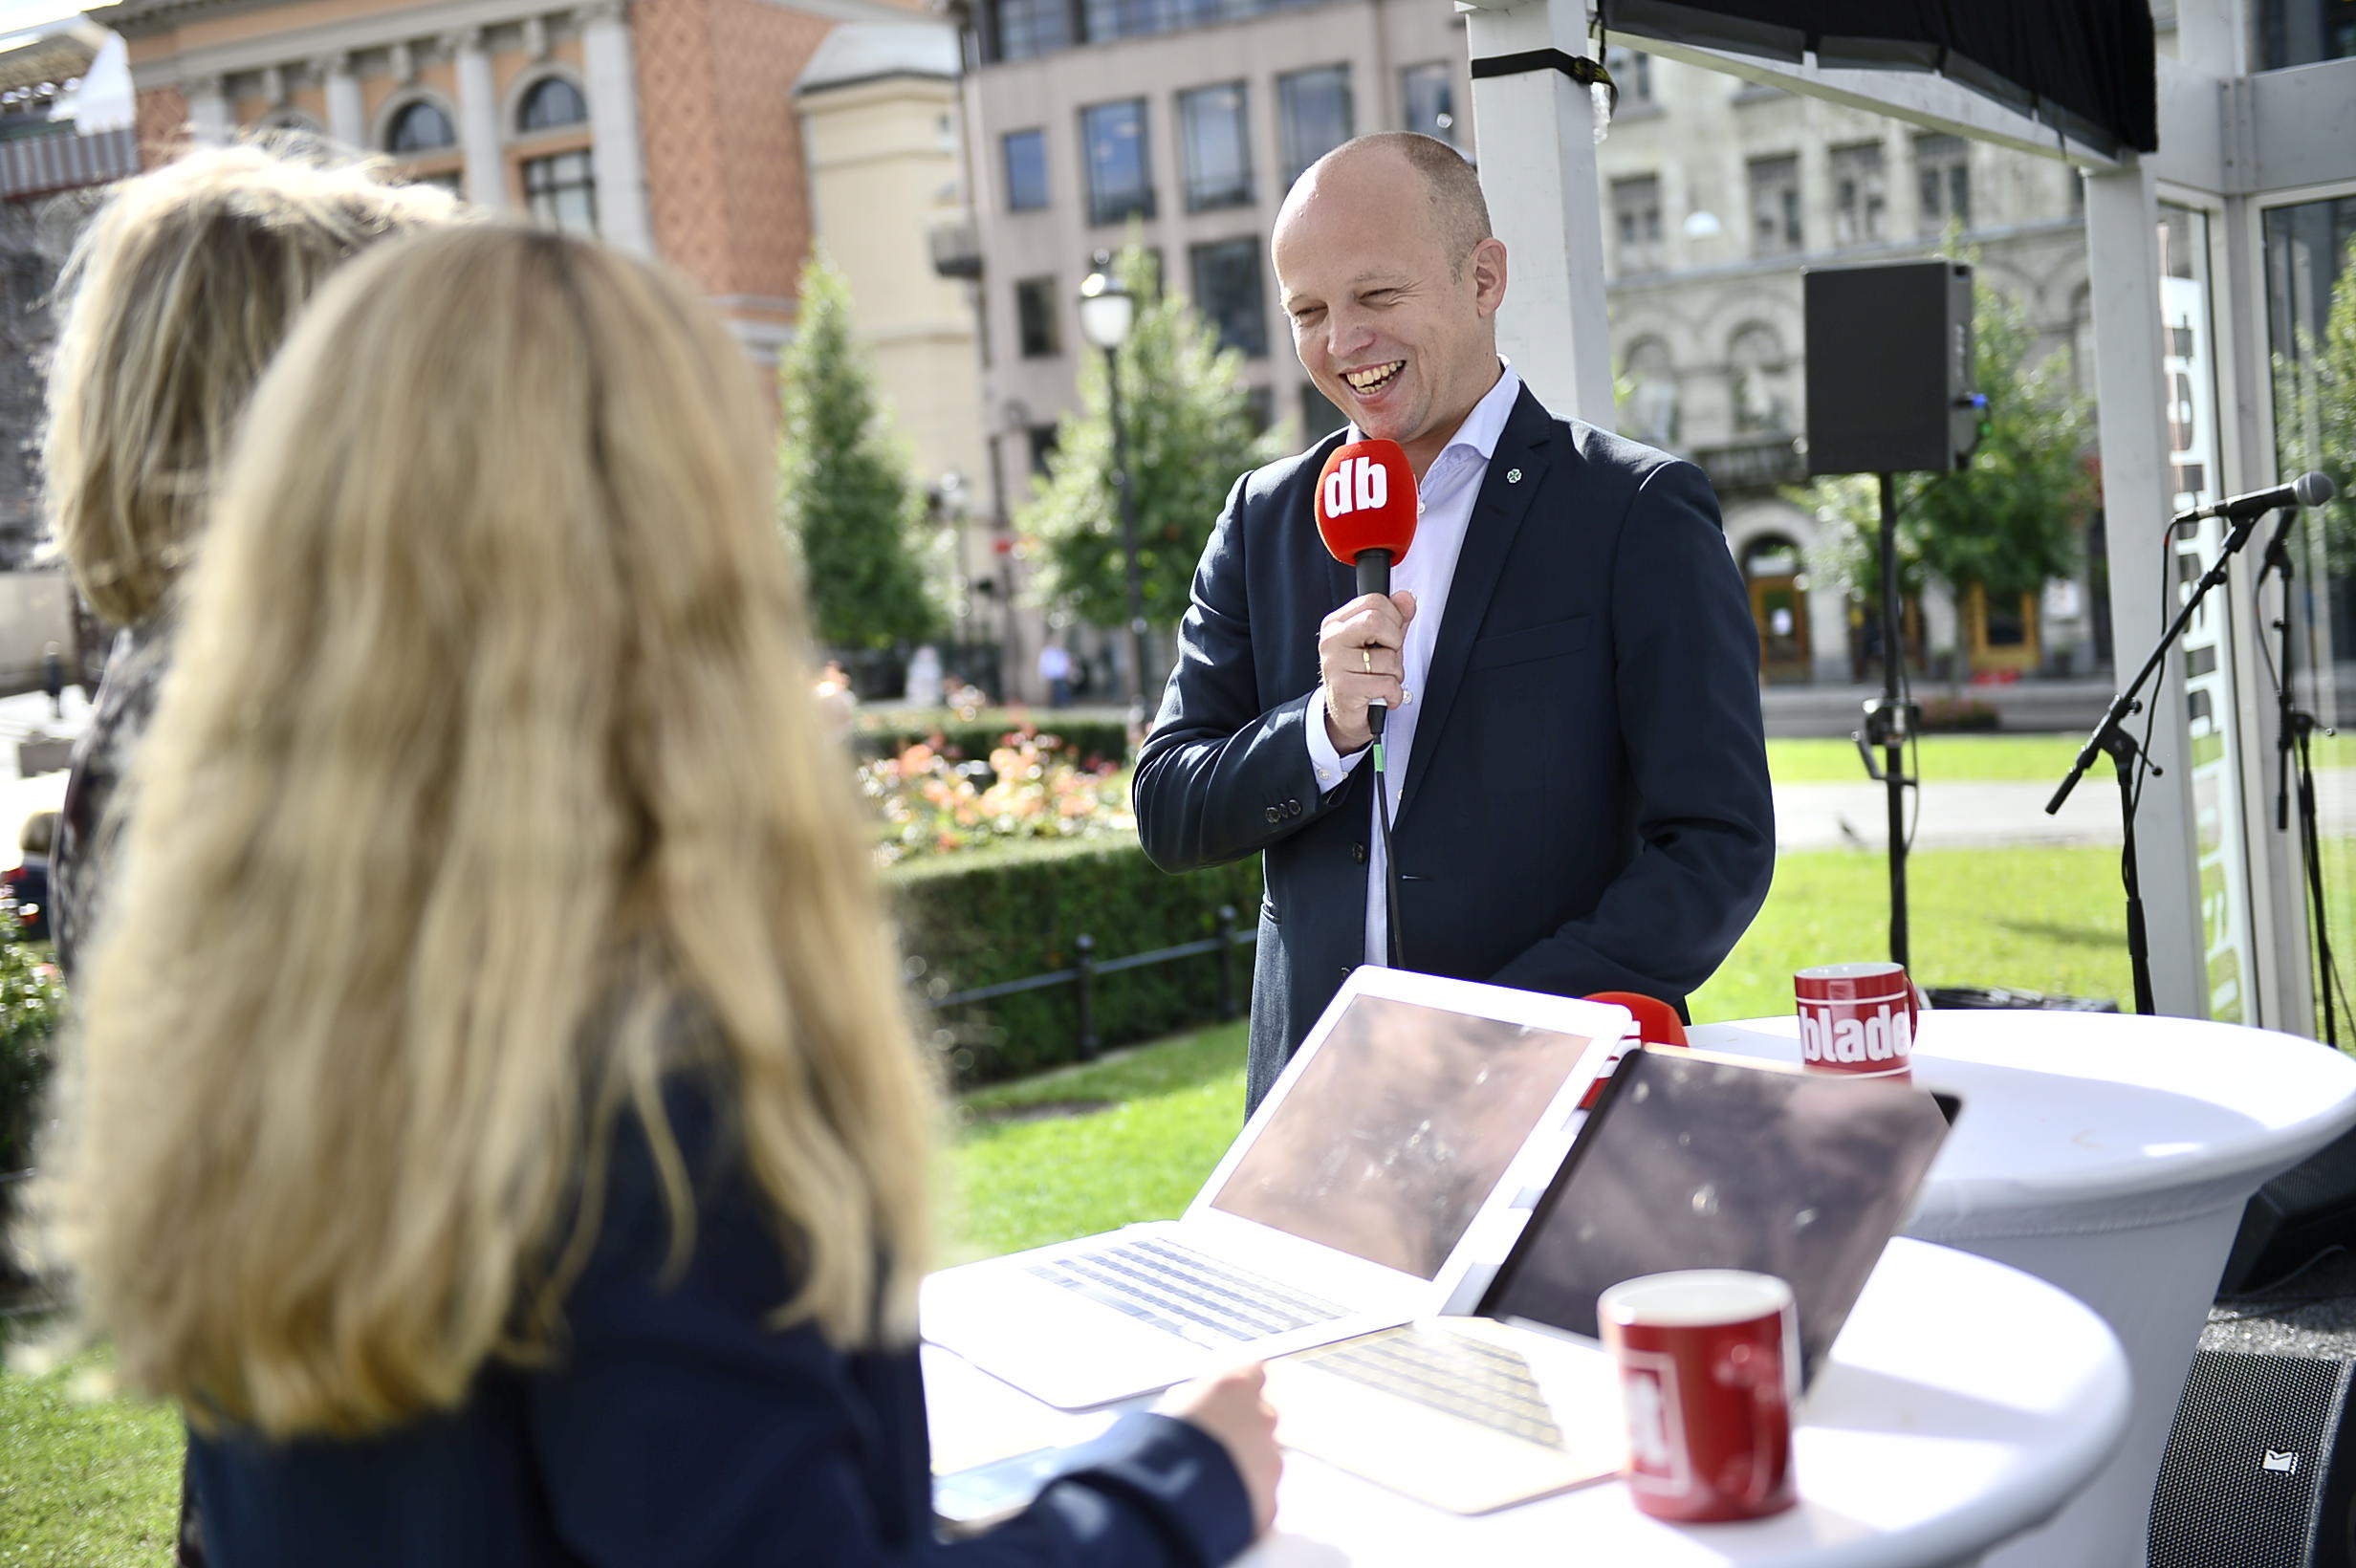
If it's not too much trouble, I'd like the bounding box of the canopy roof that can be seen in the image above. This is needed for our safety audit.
[1600,0,2158,155]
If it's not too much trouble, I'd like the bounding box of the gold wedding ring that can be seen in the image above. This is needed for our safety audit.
[1362,647,1373,674]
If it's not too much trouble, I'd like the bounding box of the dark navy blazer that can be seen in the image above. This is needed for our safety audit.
[186,1087,1254,1567]
[1133,386,1776,1108]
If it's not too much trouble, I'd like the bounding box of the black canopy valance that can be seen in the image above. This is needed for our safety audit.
[1599,1,2158,157]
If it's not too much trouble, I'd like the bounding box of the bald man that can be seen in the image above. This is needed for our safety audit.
[1134,133,1775,1111]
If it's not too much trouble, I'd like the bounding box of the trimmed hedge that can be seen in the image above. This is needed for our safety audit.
[0,840,1254,1201]
[888,835,1260,1083]
[854,709,1131,771]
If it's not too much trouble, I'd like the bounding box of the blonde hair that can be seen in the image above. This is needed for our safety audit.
[43,226,936,1438]
[43,143,463,626]
[19,810,55,858]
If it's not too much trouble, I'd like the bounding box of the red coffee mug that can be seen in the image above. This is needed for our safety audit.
[1795,960,1917,1080]
[1599,1270,1800,1523]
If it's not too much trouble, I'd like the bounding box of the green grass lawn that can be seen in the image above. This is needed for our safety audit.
[0,1346,182,1568]
[0,831,2135,1558]
[1764,733,2090,783]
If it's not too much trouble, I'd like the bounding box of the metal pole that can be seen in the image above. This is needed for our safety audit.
[1103,342,1149,730]
[1879,471,1909,971]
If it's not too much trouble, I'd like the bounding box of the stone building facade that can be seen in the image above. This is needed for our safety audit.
[950,0,2107,686]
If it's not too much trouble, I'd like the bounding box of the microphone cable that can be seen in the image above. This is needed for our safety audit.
[1369,705,1404,969]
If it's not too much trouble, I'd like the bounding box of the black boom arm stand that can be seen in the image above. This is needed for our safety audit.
[2258,512,2339,1046]
[1851,473,1918,969]
[2046,505,2274,1015]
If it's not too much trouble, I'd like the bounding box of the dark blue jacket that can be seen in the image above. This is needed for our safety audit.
[1134,387,1775,1109]
[186,1089,1254,1566]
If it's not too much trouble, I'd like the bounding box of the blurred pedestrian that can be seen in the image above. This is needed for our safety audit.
[4,811,55,943]
[1038,639,1073,708]
[38,642,62,721]
[40,226,1276,1568]
[40,145,459,984]
[36,142,461,1568]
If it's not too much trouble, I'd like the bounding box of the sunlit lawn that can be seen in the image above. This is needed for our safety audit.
[1,735,2138,1557]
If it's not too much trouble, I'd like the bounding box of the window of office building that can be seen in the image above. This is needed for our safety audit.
[1611,175,1663,274]
[523,149,598,236]
[1831,142,1886,246]
[1603,45,1652,104]
[1179,83,1253,211]
[1027,424,1060,475]
[1014,276,1060,358]
[1401,62,1457,145]
[1244,384,1276,435]
[1083,0,1183,43]
[517,76,588,132]
[1301,380,1345,439]
[1190,237,1267,357]
[386,98,455,153]
[1004,128,1049,211]
[1279,66,1353,187]
[1081,99,1154,226]
[990,0,1073,61]
[2259,0,2356,68]
[1747,154,1801,256]
[1914,133,1971,234]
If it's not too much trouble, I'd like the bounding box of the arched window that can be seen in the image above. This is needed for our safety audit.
[1623,337,1679,446]
[517,76,588,133]
[1728,322,1795,436]
[386,99,456,153]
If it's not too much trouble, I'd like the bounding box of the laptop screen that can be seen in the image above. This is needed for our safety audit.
[1478,1048,1953,1380]
[1206,995,1602,1281]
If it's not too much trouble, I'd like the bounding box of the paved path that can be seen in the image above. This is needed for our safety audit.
[1775,771,2356,852]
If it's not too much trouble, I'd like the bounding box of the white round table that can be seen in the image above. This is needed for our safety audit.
[1687,1010,2356,1568]
[926,1238,2129,1567]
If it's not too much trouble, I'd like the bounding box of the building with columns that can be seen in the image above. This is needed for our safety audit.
[112,0,928,360]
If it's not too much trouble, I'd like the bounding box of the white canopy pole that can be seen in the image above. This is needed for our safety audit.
[1460,0,1617,427]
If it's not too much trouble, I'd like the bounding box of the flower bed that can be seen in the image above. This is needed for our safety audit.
[860,729,1132,866]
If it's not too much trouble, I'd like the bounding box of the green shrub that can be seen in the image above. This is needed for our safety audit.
[0,940,62,1179]
[888,835,1259,1083]
[853,709,1130,771]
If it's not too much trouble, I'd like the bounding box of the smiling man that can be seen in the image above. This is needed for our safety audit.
[1133,132,1776,1112]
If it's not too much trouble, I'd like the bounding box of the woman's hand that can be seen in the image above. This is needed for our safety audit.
[1160,1362,1282,1538]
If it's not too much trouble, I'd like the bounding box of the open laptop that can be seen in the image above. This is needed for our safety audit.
[921,968,1630,1411]
[1262,1046,1960,1514]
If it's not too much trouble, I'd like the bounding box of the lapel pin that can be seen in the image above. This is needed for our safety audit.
[1506,468,1522,483]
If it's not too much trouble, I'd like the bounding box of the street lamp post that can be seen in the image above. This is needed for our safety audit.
[1078,255,1149,732]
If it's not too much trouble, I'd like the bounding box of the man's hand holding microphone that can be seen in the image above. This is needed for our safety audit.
[1312,438,1420,756]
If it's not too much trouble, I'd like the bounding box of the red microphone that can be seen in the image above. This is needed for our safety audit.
[1314,438,1418,598]
[1314,438,1418,735]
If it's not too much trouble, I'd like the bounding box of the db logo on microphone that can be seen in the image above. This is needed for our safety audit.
[1321,454,1389,515]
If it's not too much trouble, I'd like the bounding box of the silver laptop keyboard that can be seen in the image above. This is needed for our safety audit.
[1295,1322,1567,1448]
[1025,1236,1350,1348]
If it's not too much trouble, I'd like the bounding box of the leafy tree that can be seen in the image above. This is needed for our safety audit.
[1793,270,2096,662]
[2275,234,2356,574]
[1020,246,1285,631]
[778,250,942,651]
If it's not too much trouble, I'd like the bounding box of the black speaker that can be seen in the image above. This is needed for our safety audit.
[1803,260,1977,476]
[2221,1125,2356,1295]
[2149,1351,2356,1568]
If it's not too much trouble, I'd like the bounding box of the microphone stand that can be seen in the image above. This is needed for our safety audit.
[2046,503,2275,1015]
[1850,473,1916,969]
[2258,512,2339,1046]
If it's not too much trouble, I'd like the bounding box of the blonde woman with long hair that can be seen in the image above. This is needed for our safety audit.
[41,143,460,980]
[43,225,1277,1565]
